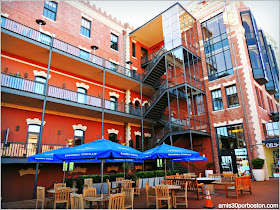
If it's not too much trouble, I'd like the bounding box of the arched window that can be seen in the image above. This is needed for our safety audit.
[77,87,87,104]
[74,129,84,146]
[110,96,118,111]
[34,76,46,94]
[27,124,40,144]
[135,101,140,115]
[109,133,118,143]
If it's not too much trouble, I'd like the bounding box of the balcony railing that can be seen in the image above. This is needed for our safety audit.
[1,141,65,158]
[1,73,142,116]
[141,48,162,65]
[1,16,142,81]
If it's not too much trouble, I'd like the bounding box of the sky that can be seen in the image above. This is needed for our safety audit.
[92,1,279,44]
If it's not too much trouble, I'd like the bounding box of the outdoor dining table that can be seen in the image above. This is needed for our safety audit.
[167,177,221,184]
[47,187,78,194]
[83,194,110,208]
[152,185,181,208]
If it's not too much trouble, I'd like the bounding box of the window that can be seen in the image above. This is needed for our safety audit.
[110,62,118,71]
[77,87,87,104]
[110,33,118,51]
[110,96,117,111]
[129,140,133,148]
[202,13,233,81]
[136,135,141,150]
[43,1,58,21]
[132,42,136,57]
[259,89,265,109]
[81,18,91,38]
[79,50,90,60]
[34,76,46,95]
[211,89,223,111]
[195,94,204,115]
[74,129,84,146]
[255,87,264,108]
[225,85,239,108]
[109,133,118,143]
[267,97,274,113]
[27,124,40,144]
[141,47,148,58]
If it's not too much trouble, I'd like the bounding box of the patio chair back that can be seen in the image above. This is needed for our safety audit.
[183,173,191,179]
[222,172,234,176]
[121,188,134,209]
[116,177,125,182]
[208,174,222,178]
[54,183,66,190]
[84,178,93,188]
[70,193,84,209]
[161,180,173,185]
[122,180,132,189]
[83,188,97,197]
[134,178,140,196]
[54,187,70,209]
[108,193,125,209]
[155,185,171,209]
[174,182,188,208]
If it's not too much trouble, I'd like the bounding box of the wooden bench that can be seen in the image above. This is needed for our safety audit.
[225,176,252,198]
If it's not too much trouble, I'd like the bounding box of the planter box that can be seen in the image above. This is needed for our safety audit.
[141,178,149,188]
[148,178,154,187]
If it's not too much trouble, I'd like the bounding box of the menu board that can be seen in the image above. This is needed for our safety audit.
[235,148,250,176]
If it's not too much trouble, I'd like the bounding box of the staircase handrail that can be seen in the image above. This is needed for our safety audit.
[142,46,166,79]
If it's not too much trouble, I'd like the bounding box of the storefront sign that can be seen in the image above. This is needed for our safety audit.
[265,142,279,148]
[234,148,247,155]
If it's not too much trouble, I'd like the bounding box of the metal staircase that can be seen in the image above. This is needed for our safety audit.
[142,46,167,87]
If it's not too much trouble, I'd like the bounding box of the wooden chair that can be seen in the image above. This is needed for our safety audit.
[161,180,173,185]
[225,176,252,198]
[174,182,188,208]
[183,173,191,179]
[54,187,70,209]
[186,178,204,200]
[116,177,125,182]
[70,193,84,209]
[223,172,234,176]
[222,174,238,183]
[36,186,53,209]
[133,178,140,196]
[145,182,156,208]
[122,180,133,189]
[108,193,125,209]
[155,185,172,209]
[208,174,222,178]
[121,188,134,209]
[83,188,97,208]
[107,179,119,194]
[54,183,66,190]
[84,178,93,188]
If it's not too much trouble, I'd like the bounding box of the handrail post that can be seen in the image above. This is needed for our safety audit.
[33,34,54,199]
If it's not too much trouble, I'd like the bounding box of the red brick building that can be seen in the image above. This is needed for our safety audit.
[1,1,278,202]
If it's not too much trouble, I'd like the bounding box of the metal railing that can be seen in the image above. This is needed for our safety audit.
[1,73,142,116]
[142,46,167,79]
[1,16,142,81]
[141,48,162,65]
[1,141,65,158]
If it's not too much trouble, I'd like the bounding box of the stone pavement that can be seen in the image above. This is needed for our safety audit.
[2,178,279,209]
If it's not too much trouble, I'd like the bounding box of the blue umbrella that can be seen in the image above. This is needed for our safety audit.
[54,139,143,160]
[27,147,70,163]
[27,147,71,182]
[54,139,143,194]
[171,156,208,162]
[143,144,200,179]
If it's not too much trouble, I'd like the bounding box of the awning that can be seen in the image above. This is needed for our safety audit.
[262,139,279,148]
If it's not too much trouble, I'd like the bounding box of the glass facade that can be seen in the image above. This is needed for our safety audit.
[202,13,233,81]
[216,124,250,176]
[240,11,268,85]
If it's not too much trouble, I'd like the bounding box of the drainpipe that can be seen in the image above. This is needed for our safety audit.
[33,35,54,199]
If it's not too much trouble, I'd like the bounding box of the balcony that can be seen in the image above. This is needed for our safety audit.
[1,73,145,124]
[1,16,154,97]
[1,141,65,163]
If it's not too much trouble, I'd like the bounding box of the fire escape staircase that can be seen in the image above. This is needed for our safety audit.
[142,46,167,87]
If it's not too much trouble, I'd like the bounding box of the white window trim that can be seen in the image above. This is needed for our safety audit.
[76,82,89,90]
[108,128,119,135]
[132,97,141,104]
[33,70,51,79]
[26,118,46,126]
[72,124,87,131]
[134,131,141,136]
[109,92,120,98]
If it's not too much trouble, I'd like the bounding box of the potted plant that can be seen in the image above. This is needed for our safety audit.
[252,158,265,181]
[205,162,214,177]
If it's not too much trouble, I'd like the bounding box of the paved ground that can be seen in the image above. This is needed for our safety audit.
[2,178,279,209]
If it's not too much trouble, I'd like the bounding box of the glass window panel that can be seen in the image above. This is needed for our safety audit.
[74,129,84,137]
[171,14,179,24]
[28,125,40,133]
[224,50,233,70]
[215,52,226,71]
